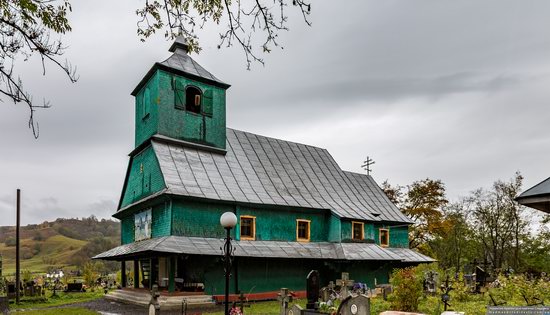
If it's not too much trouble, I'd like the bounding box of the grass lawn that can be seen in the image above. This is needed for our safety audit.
[10,290,106,311]
[0,234,86,274]
[15,308,99,315]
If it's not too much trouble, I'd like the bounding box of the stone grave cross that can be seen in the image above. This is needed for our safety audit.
[278,288,294,315]
[336,272,355,300]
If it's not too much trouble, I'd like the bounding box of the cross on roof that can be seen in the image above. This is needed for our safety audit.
[361,157,375,175]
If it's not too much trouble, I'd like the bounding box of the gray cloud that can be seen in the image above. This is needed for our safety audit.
[1,0,550,224]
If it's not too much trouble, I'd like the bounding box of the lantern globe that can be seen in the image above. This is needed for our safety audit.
[220,212,237,228]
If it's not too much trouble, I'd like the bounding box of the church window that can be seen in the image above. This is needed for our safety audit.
[240,216,255,240]
[185,86,202,114]
[296,219,310,242]
[352,221,364,240]
[379,228,389,247]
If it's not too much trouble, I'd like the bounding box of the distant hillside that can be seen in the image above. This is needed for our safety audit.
[0,216,120,275]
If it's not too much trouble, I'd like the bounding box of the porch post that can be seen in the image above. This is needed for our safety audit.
[134,260,139,289]
[168,256,175,293]
[150,258,155,290]
[121,260,127,288]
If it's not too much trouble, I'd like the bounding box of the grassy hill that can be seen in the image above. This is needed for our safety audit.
[0,216,120,275]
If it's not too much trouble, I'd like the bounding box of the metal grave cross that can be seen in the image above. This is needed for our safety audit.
[278,288,294,315]
[336,272,355,300]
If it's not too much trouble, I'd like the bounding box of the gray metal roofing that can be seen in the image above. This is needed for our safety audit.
[517,177,550,199]
[131,38,229,96]
[151,128,412,223]
[93,236,405,261]
[159,47,227,87]
[385,247,436,263]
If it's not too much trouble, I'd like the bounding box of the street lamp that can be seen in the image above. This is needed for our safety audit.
[220,212,237,315]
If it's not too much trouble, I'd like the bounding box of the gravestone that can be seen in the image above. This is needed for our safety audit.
[287,304,303,315]
[423,271,438,295]
[306,270,320,310]
[278,288,293,315]
[336,272,354,301]
[149,284,160,315]
[320,281,336,304]
[336,294,370,315]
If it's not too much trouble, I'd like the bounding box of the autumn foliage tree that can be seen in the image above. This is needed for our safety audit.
[383,178,449,252]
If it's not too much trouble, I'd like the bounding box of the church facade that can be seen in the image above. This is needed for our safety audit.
[94,38,433,297]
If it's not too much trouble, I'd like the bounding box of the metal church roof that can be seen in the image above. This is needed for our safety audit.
[143,128,412,223]
[93,236,406,261]
[131,37,230,96]
[385,247,436,263]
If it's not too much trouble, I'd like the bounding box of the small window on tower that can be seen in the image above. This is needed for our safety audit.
[379,228,389,247]
[185,86,201,114]
[352,221,364,240]
[240,216,255,240]
[296,219,310,242]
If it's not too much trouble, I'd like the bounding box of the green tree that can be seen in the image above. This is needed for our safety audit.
[471,172,526,270]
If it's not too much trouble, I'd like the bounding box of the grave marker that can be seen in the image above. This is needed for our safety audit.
[336,272,355,300]
[306,270,320,310]
[288,304,303,315]
[278,288,293,315]
[149,284,160,315]
[336,294,370,315]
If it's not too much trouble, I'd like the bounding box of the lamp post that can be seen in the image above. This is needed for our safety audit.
[220,212,237,315]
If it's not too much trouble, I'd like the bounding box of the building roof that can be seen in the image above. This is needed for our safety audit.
[127,128,411,223]
[131,37,230,96]
[516,177,550,213]
[385,247,436,263]
[93,235,427,262]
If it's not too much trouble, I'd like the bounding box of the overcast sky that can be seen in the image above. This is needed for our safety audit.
[1,0,549,225]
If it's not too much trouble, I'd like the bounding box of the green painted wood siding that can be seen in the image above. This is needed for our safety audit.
[120,203,171,245]
[157,70,226,150]
[152,202,172,238]
[373,224,409,248]
[121,215,134,245]
[235,206,328,242]
[133,70,227,150]
[171,201,235,239]
[135,73,160,147]
[120,145,166,208]
[328,214,342,242]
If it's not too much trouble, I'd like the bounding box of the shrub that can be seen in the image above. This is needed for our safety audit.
[389,267,423,312]
[4,237,16,247]
[33,232,45,241]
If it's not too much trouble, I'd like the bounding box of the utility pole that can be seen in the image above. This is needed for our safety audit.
[16,189,21,304]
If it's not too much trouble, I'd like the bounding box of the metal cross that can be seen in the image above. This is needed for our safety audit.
[361,157,375,175]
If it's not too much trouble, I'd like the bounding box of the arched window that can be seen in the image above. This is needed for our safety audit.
[185,86,202,114]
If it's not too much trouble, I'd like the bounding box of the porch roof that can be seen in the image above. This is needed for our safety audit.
[516,177,550,213]
[93,236,431,262]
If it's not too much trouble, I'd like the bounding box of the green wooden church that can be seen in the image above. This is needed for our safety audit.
[94,37,433,298]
